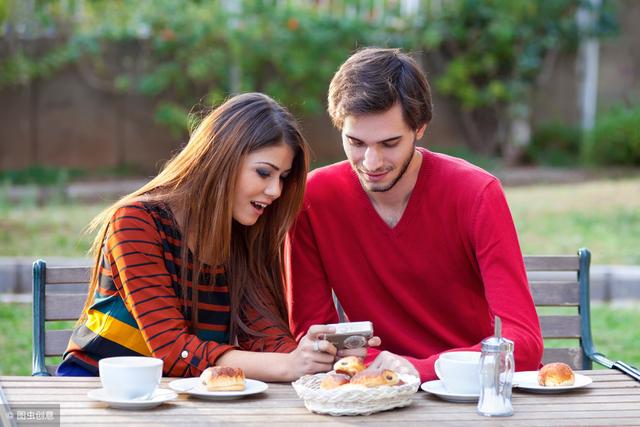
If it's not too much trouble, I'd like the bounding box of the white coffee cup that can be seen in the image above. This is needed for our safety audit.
[434,351,481,395]
[99,356,163,400]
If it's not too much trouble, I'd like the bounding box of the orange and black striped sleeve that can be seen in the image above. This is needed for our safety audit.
[237,291,297,353]
[106,204,235,376]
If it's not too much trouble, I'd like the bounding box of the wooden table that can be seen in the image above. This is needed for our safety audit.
[1,370,639,426]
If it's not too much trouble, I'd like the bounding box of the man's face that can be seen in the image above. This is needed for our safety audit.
[342,103,426,193]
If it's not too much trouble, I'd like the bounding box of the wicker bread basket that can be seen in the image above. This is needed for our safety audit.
[292,373,420,416]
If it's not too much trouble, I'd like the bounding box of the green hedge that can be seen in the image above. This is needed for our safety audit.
[526,121,582,166]
[584,105,640,166]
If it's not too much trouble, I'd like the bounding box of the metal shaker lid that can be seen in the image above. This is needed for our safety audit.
[481,315,514,352]
[481,335,514,352]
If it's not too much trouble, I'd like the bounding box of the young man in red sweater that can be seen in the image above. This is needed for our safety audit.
[287,47,543,382]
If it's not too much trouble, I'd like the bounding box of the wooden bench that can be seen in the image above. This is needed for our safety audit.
[32,260,90,376]
[32,248,597,375]
[526,248,594,369]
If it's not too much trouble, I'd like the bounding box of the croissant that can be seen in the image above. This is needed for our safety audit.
[333,356,365,377]
[319,372,351,390]
[349,369,400,387]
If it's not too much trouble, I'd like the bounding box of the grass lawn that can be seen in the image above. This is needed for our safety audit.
[1,177,639,264]
[1,301,638,375]
[506,178,640,265]
[0,302,31,375]
[0,202,105,257]
[0,177,639,375]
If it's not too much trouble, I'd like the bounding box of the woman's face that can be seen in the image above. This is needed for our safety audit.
[232,143,295,226]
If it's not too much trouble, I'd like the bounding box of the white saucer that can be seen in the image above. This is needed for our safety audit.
[87,388,177,409]
[420,380,479,403]
[513,371,593,393]
[169,378,268,400]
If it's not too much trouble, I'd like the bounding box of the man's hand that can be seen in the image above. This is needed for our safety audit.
[367,350,419,377]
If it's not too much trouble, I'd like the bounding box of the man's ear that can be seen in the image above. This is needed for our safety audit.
[416,123,428,140]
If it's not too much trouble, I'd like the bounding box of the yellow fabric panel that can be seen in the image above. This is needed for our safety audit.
[85,309,152,356]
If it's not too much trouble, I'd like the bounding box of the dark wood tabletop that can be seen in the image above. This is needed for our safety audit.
[1,369,639,426]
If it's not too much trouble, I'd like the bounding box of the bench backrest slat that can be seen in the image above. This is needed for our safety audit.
[45,294,87,321]
[45,330,74,357]
[543,347,583,369]
[539,315,581,338]
[529,281,580,306]
[45,267,91,284]
[523,256,580,271]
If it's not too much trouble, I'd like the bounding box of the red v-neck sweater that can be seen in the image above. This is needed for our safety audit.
[287,148,543,381]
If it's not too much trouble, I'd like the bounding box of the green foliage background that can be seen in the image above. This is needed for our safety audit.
[0,0,617,154]
[584,104,640,166]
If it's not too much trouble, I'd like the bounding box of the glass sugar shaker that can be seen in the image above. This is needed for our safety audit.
[477,316,515,417]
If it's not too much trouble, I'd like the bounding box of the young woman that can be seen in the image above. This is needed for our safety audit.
[57,93,339,381]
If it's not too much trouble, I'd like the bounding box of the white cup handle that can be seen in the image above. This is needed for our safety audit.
[434,358,442,379]
[137,384,159,401]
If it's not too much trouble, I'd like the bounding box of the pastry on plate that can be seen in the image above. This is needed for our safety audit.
[333,356,365,377]
[200,366,246,391]
[537,362,575,386]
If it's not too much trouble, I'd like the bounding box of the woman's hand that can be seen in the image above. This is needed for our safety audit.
[284,324,338,380]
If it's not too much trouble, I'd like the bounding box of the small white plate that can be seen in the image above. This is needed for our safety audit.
[513,371,593,393]
[87,388,177,409]
[169,378,268,400]
[420,380,479,403]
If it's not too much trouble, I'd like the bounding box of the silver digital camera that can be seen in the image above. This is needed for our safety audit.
[321,321,374,350]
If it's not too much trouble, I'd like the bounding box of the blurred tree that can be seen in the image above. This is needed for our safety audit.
[417,0,616,162]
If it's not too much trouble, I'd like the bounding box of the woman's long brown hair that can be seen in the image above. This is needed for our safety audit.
[78,92,310,341]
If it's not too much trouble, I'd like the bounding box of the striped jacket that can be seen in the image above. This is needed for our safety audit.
[60,201,296,376]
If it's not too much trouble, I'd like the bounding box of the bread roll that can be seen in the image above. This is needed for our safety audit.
[349,369,400,387]
[537,362,575,386]
[333,356,365,377]
[320,372,351,390]
[200,366,246,391]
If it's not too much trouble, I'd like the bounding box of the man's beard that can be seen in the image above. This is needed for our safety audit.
[358,140,416,193]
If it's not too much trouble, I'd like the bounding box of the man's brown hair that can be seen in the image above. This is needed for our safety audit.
[328,47,432,131]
